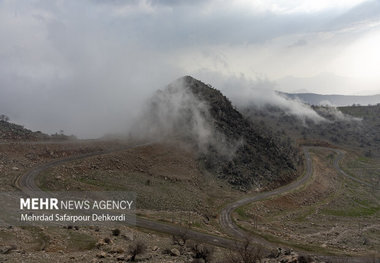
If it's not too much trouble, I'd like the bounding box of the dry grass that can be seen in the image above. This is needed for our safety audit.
[235,148,380,256]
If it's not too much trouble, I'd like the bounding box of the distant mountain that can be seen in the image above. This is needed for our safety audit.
[280,92,380,106]
[276,72,380,96]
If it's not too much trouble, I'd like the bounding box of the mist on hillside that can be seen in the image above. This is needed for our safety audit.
[192,72,328,124]
[1,69,357,139]
[129,77,241,158]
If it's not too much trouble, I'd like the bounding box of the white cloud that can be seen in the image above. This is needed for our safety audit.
[0,0,379,138]
[192,70,326,123]
[331,29,380,80]
[223,0,368,14]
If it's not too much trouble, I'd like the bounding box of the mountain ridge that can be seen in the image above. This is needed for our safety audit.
[280,91,380,106]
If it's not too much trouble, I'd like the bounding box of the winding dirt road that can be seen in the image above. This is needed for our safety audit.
[14,144,239,249]
[14,143,372,261]
[219,146,378,243]
[219,147,313,244]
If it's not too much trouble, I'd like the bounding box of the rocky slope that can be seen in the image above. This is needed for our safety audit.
[242,103,380,157]
[0,120,74,142]
[0,120,48,141]
[136,76,301,191]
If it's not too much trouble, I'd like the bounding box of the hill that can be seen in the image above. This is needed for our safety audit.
[133,76,301,191]
[0,118,75,142]
[0,119,49,142]
[281,92,380,106]
[241,103,380,157]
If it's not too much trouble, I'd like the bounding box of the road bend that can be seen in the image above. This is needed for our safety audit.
[14,144,371,261]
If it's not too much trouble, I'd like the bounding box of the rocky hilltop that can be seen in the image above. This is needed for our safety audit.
[0,120,48,141]
[138,76,301,191]
[0,119,74,142]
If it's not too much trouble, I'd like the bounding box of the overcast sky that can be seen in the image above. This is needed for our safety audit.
[1,0,380,137]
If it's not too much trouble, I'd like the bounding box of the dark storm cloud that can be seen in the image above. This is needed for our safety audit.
[149,0,206,6]
[94,0,205,7]
[99,4,326,48]
[91,0,380,48]
[328,0,380,30]
[0,0,378,138]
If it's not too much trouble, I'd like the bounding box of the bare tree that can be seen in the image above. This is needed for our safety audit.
[172,229,189,246]
[112,228,121,236]
[188,241,214,263]
[128,240,147,261]
[224,238,264,263]
[0,114,9,122]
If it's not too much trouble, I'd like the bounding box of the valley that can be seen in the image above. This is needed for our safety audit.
[0,77,379,262]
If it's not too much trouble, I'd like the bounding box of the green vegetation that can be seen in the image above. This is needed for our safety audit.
[24,227,50,251]
[341,152,380,186]
[236,223,338,255]
[78,176,126,191]
[293,207,316,222]
[235,207,250,219]
[243,104,380,157]
[67,232,97,251]
[233,148,380,255]
[191,221,202,228]
[321,206,379,217]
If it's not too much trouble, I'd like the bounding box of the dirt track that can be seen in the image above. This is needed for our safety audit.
[14,143,372,261]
